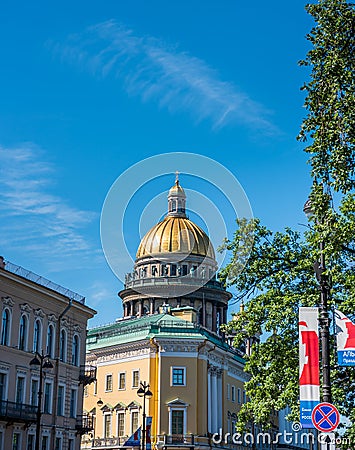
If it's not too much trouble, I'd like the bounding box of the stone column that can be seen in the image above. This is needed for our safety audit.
[217,369,223,430]
[212,369,218,432]
[207,366,212,433]
[212,304,217,332]
[138,300,143,317]
[149,298,155,315]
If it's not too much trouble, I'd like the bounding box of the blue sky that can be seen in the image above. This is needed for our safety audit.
[0,1,314,326]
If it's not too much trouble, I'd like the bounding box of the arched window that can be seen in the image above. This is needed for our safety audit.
[1,309,10,346]
[60,329,67,362]
[18,315,28,351]
[33,319,42,353]
[46,324,54,358]
[71,335,79,366]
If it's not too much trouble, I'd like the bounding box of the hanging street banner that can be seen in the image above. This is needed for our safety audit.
[146,416,152,450]
[299,307,320,428]
[335,310,355,366]
[123,427,141,447]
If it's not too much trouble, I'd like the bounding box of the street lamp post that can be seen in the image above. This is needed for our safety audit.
[29,352,53,450]
[303,200,332,403]
[137,381,153,450]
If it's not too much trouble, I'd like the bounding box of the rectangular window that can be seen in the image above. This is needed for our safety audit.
[237,388,241,404]
[70,389,77,418]
[119,372,126,390]
[105,374,113,392]
[131,411,139,433]
[27,435,35,450]
[55,437,62,450]
[44,382,52,414]
[171,410,184,435]
[41,436,48,450]
[170,264,177,276]
[0,373,7,401]
[118,413,125,436]
[182,265,188,276]
[132,370,139,388]
[12,433,20,450]
[104,414,112,438]
[30,379,39,406]
[68,439,74,450]
[243,390,247,404]
[16,376,25,404]
[226,383,230,400]
[231,385,235,402]
[172,367,185,386]
[57,385,65,416]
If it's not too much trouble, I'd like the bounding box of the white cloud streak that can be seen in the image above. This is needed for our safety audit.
[0,145,98,268]
[50,20,278,133]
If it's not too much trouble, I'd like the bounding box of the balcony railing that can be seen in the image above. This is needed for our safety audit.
[0,399,37,423]
[76,414,94,435]
[79,365,97,385]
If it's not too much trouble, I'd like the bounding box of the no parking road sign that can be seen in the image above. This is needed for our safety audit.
[311,403,340,432]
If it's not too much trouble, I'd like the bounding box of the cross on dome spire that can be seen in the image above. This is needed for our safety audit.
[175,170,180,185]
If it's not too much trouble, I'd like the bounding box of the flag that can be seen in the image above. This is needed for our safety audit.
[299,307,320,428]
[123,427,141,447]
[335,310,355,366]
[146,417,152,450]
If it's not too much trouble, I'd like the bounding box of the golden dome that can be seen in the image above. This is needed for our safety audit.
[136,216,215,260]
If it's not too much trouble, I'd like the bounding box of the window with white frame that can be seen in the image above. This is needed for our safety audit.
[1,308,10,346]
[105,374,113,392]
[243,390,246,403]
[0,372,7,401]
[237,388,241,404]
[55,437,62,450]
[12,433,21,450]
[27,434,35,450]
[131,410,139,433]
[231,385,235,402]
[16,376,25,404]
[30,378,39,406]
[104,413,112,438]
[226,383,230,400]
[118,372,126,390]
[46,324,54,358]
[132,370,139,388]
[59,329,67,362]
[117,412,125,436]
[44,381,52,414]
[171,410,184,435]
[71,334,80,366]
[171,367,186,386]
[33,319,42,353]
[70,388,77,418]
[18,314,28,351]
[41,436,49,450]
[57,385,65,416]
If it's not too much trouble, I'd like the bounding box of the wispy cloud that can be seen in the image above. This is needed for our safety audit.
[50,20,277,133]
[0,144,99,269]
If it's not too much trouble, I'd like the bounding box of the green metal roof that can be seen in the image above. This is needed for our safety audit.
[87,313,245,364]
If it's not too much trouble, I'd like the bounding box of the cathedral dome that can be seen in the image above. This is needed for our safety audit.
[136,215,215,259]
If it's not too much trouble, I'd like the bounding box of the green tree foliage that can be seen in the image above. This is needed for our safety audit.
[220,0,355,442]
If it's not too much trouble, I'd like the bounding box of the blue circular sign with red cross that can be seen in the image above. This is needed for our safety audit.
[311,403,340,432]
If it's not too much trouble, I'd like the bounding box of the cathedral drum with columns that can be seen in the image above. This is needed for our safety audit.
[82,179,250,450]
